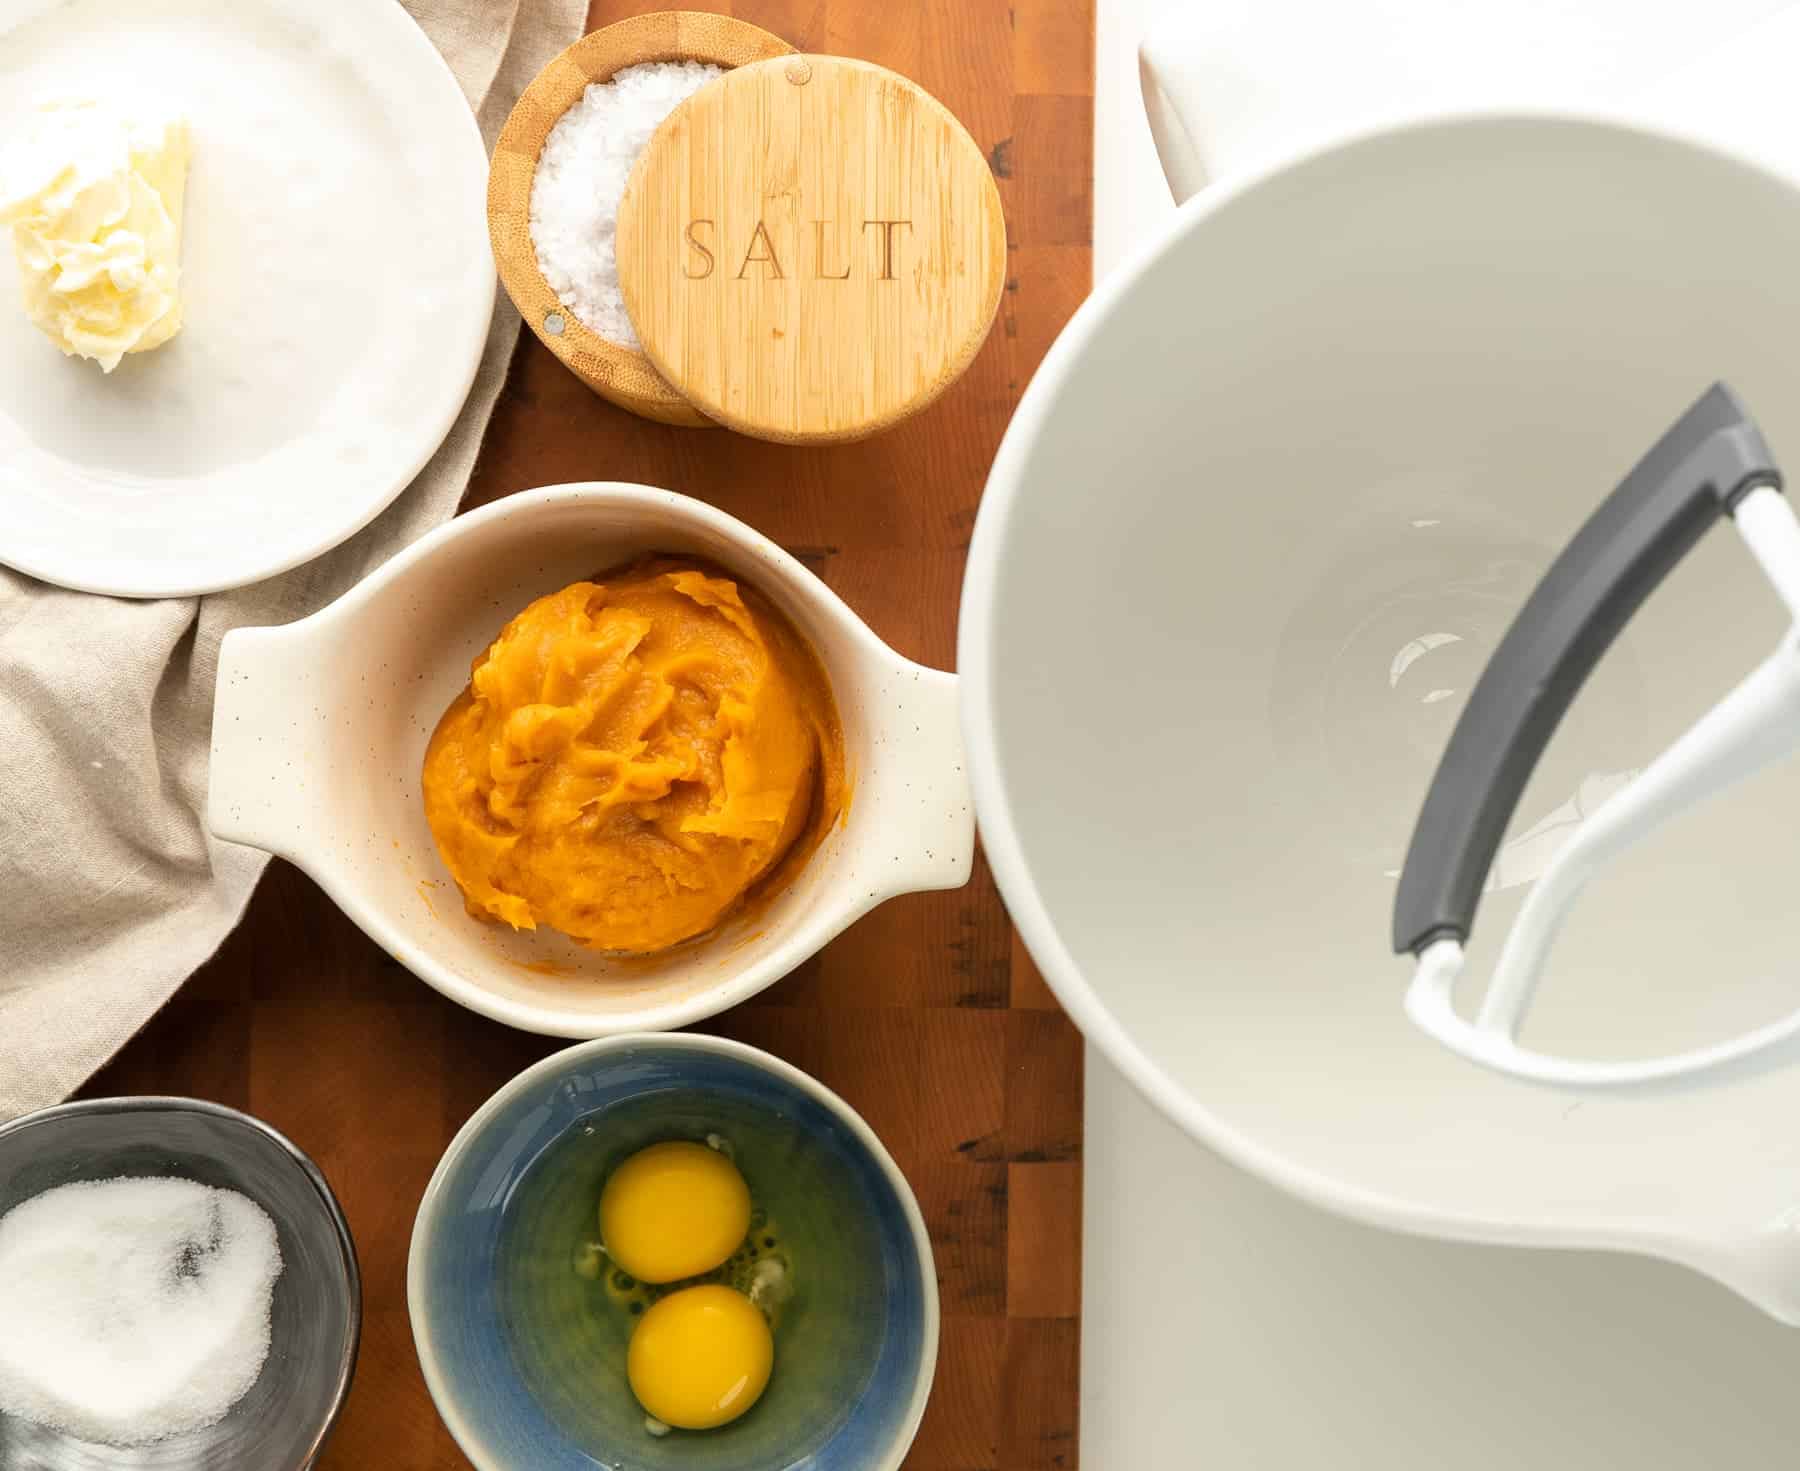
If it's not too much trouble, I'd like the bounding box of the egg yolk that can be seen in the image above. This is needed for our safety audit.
[627,1285,773,1430]
[600,1142,751,1285]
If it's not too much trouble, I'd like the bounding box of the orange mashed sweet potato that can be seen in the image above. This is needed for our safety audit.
[421,561,845,954]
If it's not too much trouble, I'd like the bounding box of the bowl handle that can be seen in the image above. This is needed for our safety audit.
[861,661,975,898]
[207,621,329,863]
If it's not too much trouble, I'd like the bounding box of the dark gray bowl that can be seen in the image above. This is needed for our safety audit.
[0,1097,361,1470]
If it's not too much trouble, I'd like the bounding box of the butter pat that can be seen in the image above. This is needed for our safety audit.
[0,101,190,372]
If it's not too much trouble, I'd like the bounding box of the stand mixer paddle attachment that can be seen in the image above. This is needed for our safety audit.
[1394,382,1800,1086]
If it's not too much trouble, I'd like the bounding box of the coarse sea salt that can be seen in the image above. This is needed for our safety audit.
[0,1176,283,1446]
[529,60,725,348]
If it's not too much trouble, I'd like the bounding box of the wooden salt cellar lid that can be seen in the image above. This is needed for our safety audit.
[615,54,1007,443]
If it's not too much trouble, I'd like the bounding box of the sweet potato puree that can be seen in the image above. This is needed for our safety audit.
[421,562,845,954]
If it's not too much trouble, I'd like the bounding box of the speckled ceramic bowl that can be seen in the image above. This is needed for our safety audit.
[206,483,973,1039]
[0,1097,360,1470]
[407,1033,937,1471]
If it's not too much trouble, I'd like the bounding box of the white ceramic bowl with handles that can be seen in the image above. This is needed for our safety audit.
[209,484,972,1036]
[961,103,1800,1323]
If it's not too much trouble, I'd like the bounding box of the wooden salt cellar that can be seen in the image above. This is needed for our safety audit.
[616,54,1008,443]
[488,12,794,427]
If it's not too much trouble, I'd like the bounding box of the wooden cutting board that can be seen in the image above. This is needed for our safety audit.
[82,1,1095,1466]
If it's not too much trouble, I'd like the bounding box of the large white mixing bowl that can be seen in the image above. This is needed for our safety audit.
[962,110,1800,1318]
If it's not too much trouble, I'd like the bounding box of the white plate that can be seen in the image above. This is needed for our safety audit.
[0,0,494,598]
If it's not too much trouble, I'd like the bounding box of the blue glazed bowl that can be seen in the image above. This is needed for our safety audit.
[408,1034,937,1471]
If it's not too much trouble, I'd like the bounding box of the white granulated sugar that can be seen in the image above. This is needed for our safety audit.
[0,1176,284,1447]
[530,61,725,348]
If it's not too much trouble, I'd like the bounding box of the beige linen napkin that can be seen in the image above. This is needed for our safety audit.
[0,0,586,1120]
